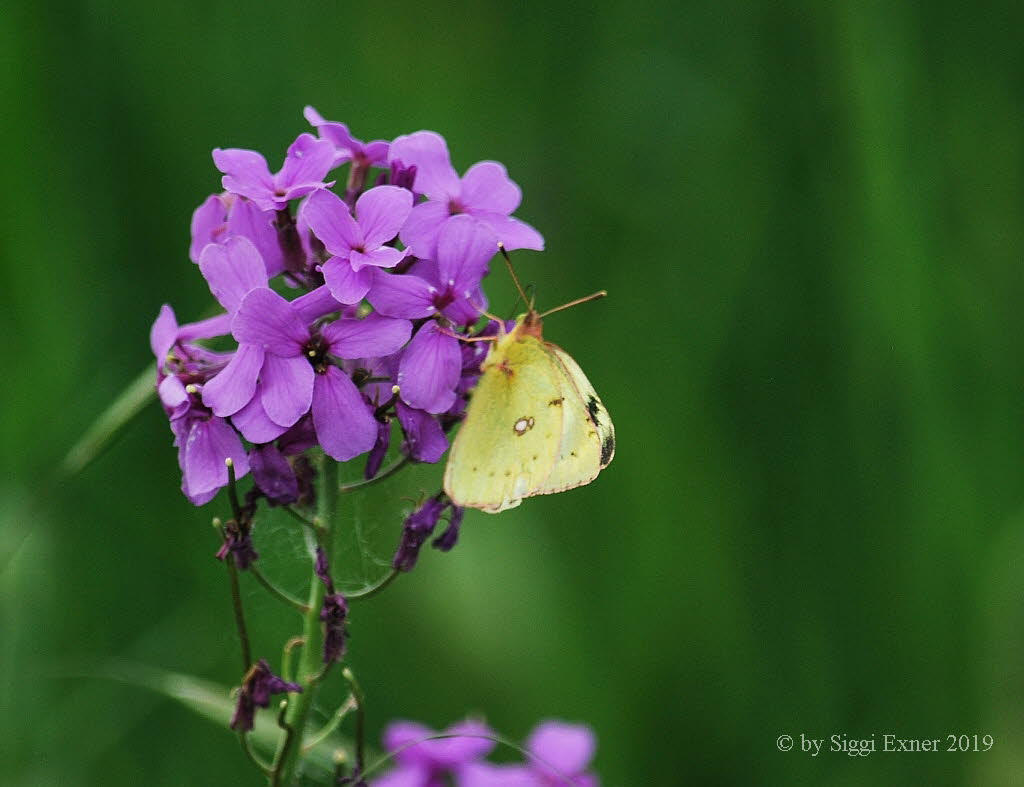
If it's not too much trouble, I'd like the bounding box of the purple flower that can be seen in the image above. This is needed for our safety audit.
[313,546,349,663]
[151,305,250,505]
[388,131,543,260]
[369,719,495,787]
[459,722,598,787]
[249,443,299,504]
[392,497,445,572]
[368,215,496,413]
[393,495,465,571]
[213,133,336,212]
[190,193,286,276]
[231,288,411,460]
[300,187,413,304]
[395,401,448,464]
[231,659,302,732]
[304,106,390,169]
[365,418,392,479]
[197,237,271,420]
[431,505,463,552]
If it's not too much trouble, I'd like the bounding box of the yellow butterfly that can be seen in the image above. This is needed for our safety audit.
[443,256,615,513]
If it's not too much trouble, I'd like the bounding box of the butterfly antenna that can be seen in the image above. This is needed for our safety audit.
[538,290,608,318]
[497,243,532,309]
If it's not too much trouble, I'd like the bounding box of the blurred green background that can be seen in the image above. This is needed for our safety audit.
[4,1,1024,784]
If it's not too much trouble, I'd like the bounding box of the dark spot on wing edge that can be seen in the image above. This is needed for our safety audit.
[600,434,615,466]
[586,395,601,426]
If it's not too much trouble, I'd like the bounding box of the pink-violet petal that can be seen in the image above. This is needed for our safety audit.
[311,367,377,461]
[321,257,374,304]
[398,199,452,260]
[233,288,307,356]
[355,185,413,248]
[301,188,362,255]
[199,237,269,314]
[366,270,437,319]
[459,161,523,214]
[260,353,315,427]
[397,323,461,414]
[202,342,265,417]
[322,313,411,359]
[388,131,461,199]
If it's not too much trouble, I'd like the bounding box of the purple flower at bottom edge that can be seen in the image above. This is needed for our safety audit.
[458,722,599,787]
[388,130,544,260]
[231,659,302,732]
[368,719,495,787]
[213,132,336,212]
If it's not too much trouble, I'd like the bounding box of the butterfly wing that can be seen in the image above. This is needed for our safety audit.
[444,335,566,513]
[535,342,615,495]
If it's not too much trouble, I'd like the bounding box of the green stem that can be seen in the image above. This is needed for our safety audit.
[271,455,338,786]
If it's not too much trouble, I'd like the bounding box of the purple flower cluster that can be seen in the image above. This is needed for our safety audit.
[153,108,543,506]
[371,718,598,787]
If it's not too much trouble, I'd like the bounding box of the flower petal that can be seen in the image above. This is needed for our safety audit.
[304,106,358,159]
[384,719,495,768]
[213,148,275,208]
[177,313,232,342]
[291,284,342,324]
[388,131,460,199]
[321,258,374,304]
[150,304,179,361]
[323,313,411,359]
[250,443,298,504]
[300,188,361,255]
[398,200,451,260]
[226,198,285,277]
[202,343,265,417]
[349,246,406,271]
[355,185,413,248]
[469,211,545,252]
[183,417,249,506]
[435,214,498,291]
[199,237,269,314]
[366,270,437,318]
[158,375,188,409]
[312,367,377,461]
[526,721,596,776]
[232,288,307,356]
[260,353,314,427]
[231,395,289,444]
[396,402,448,463]
[362,140,391,166]
[190,194,228,263]
[397,323,460,414]
[460,161,522,214]
[276,133,336,190]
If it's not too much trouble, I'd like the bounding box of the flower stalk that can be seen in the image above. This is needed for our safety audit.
[271,454,337,786]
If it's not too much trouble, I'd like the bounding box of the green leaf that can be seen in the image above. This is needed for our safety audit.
[102,662,351,774]
[61,366,156,477]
